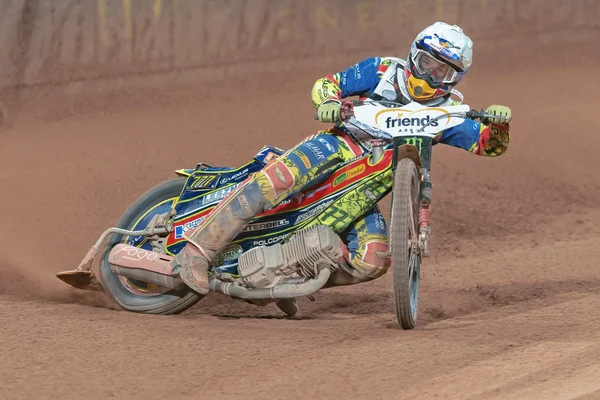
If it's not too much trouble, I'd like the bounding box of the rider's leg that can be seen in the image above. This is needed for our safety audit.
[326,204,391,287]
[174,131,361,294]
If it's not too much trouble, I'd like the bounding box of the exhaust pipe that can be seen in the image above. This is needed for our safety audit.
[110,264,185,290]
[210,267,331,300]
[108,244,184,290]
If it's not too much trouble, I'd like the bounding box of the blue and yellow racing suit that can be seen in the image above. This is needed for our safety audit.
[177,57,510,291]
[304,57,510,284]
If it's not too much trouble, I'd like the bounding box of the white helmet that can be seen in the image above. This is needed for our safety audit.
[405,22,473,101]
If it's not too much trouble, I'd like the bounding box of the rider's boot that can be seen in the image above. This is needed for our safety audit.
[172,244,211,295]
[172,166,287,294]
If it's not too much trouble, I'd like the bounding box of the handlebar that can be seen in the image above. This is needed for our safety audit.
[315,100,509,124]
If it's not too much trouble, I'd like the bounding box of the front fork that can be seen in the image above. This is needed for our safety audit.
[374,138,431,258]
[418,168,432,258]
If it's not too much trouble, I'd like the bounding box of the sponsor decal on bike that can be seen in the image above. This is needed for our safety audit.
[252,233,289,246]
[243,219,290,232]
[201,184,238,206]
[346,130,372,150]
[402,137,424,152]
[333,164,366,187]
[374,107,452,133]
[385,113,439,132]
[384,115,439,129]
[345,119,392,141]
[174,216,206,239]
[220,168,249,184]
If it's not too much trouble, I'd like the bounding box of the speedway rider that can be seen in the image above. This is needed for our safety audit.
[172,22,512,305]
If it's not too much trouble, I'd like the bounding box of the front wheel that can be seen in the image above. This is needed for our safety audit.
[390,158,421,329]
[99,177,203,314]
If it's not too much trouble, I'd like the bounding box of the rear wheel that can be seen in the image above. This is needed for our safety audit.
[99,178,203,314]
[390,158,421,329]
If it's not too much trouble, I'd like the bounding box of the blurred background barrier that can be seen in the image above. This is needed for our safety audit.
[0,0,596,123]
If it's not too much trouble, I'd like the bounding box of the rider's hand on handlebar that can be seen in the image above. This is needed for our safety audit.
[485,105,512,125]
[340,101,355,121]
[316,99,342,123]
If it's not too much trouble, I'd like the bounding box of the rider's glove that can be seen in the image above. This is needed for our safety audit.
[485,105,512,125]
[316,99,342,123]
[483,105,511,156]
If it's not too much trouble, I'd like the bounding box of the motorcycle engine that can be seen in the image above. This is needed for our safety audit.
[237,225,343,289]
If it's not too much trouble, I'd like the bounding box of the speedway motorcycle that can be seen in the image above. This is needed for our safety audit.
[56,97,501,329]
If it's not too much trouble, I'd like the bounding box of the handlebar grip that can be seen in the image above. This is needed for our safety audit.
[465,110,480,119]
[466,111,487,120]
[466,108,492,123]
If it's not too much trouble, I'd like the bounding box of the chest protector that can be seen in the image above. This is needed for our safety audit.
[370,58,411,104]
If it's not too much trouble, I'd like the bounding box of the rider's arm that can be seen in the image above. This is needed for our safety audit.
[311,57,388,108]
[435,119,510,156]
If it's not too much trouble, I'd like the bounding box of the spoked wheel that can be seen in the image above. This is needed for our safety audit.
[390,158,421,329]
[99,178,203,314]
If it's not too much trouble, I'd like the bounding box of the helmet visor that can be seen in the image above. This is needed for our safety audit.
[413,50,458,84]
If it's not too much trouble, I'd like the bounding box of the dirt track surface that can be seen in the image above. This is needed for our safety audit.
[2,54,600,399]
